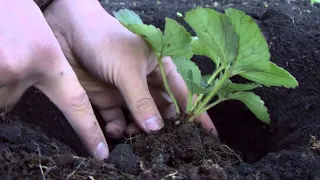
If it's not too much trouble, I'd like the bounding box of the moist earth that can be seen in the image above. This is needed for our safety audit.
[1,0,320,179]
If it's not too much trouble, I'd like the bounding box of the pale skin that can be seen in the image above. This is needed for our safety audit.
[0,0,218,160]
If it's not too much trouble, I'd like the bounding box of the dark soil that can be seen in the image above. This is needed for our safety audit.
[1,0,320,179]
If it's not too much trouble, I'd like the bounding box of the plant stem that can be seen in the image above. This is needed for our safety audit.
[190,66,224,112]
[157,56,180,113]
[189,72,229,122]
[187,91,192,112]
[207,66,225,86]
[197,98,226,116]
[188,98,226,122]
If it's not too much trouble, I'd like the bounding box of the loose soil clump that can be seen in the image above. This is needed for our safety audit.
[0,115,239,179]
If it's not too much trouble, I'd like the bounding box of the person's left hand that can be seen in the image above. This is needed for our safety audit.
[44,0,217,157]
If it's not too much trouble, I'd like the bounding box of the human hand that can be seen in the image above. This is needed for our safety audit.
[44,0,218,156]
[0,0,109,160]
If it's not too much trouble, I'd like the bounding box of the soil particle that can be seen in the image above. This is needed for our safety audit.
[107,144,141,174]
[310,136,320,155]
[0,124,22,144]
[129,116,241,167]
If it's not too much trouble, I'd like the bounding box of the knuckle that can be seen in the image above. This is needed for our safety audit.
[0,50,23,81]
[134,97,156,113]
[67,87,91,111]
[32,39,61,62]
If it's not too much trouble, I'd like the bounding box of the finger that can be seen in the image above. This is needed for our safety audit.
[0,84,27,112]
[76,76,127,140]
[125,122,142,137]
[189,93,218,136]
[116,67,164,134]
[147,56,188,110]
[36,62,109,160]
[148,85,176,119]
[196,111,218,136]
[0,64,34,112]
[99,107,126,140]
[148,57,217,133]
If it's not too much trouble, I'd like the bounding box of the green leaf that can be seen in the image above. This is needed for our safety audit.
[172,57,207,94]
[185,7,239,67]
[187,80,208,94]
[225,8,270,73]
[191,37,218,65]
[125,24,164,53]
[172,57,202,85]
[113,9,143,25]
[222,79,261,94]
[240,62,298,88]
[227,92,270,124]
[113,9,163,53]
[162,18,193,59]
[201,74,213,87]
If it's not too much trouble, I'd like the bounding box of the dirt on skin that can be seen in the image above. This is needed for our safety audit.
[1,0,320,179]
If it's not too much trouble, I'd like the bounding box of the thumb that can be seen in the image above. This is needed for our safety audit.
[36,63,109,160]
[117,70,164,133]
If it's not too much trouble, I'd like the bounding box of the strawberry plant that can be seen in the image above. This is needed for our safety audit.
[113,7,298,124]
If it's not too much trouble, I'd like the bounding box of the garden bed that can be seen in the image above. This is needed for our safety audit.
[1,0,320,179]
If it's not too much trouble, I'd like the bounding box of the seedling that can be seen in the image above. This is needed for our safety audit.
[113,7,298,124]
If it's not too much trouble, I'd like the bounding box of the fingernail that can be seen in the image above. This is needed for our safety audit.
[96,142,109,160]
[145,116,163,132]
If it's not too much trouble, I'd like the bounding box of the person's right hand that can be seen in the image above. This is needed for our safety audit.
[43,0,218,140]
[0,0,109,160]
